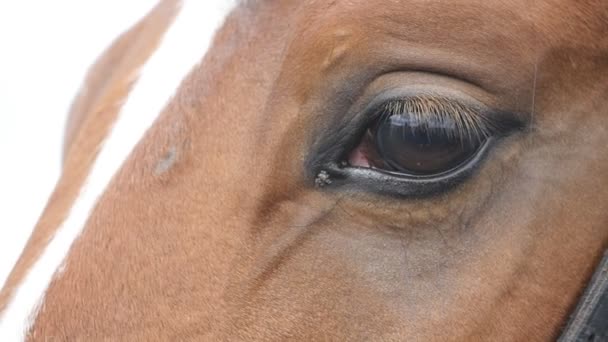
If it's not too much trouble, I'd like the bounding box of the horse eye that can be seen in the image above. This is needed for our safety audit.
[349,113,485,177]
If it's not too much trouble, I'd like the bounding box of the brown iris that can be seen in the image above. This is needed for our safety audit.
[349,107,487,177]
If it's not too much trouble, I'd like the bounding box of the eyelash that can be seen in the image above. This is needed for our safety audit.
[369,95,512,147]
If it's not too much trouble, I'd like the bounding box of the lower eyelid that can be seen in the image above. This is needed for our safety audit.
[319,137,497,198]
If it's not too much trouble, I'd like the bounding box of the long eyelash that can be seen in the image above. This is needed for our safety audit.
[379,96,501,146]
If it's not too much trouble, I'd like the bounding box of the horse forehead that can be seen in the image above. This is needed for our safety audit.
[286,0,606,56]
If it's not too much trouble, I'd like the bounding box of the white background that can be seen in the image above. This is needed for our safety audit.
[0,1,157,288]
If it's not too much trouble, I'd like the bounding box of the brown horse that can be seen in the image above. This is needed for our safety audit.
[1,0,607,340]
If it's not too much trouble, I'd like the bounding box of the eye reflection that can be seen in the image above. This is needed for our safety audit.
[369,113,483,175]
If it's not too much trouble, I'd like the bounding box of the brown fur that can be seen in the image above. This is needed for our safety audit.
[2,0,608,340]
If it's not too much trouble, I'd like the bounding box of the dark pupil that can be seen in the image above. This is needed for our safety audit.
[372,114,481,176]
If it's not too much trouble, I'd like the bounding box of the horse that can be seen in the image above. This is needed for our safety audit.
[1,0,607,340]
